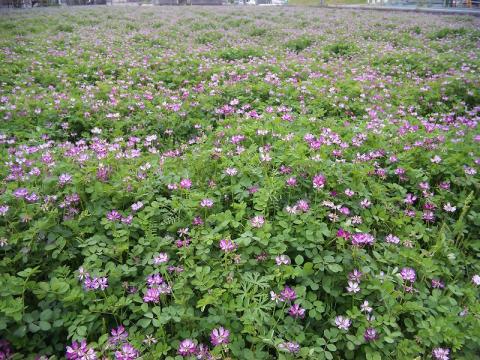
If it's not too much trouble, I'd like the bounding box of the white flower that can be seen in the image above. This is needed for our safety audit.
[472,274,480,286]
[430,155,442,164]
[443,203,456,212]
[335,316,351,330]
[360,300,372,313]
[346,281,360,293]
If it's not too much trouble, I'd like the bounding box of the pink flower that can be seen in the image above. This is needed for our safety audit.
[200,199,214,208]
[178,339,196,357]
[179,178,192,189]
[432,348,450,360]
[250,215,265,228]
[289,200,305,213]
[115,343,139,360]
[312,174,326,189]
[66,340,97,360]
[219,239,237,252]
[153,253,169,264]
[286,177,297,187]
[224,167,238,176]
[109,326,128,345]
[192,216,204,226]
[275,255,291,265]
[344,189,354,197]
[431,279,445,289]
[210,327,230,346]
[288,304,306,318]
[280,286,297,301]
[360,199,371,208]
[385,234,400,244]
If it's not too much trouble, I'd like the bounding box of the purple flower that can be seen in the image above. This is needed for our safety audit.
[422,210,435,222]
[219,239,237,253]
[143,287,160,303]
[146,273,164,287]
[288,304,306,318]
[107,210,122,222]
[431,279,445,289]
[364,328,378,342]
[351,233,375,246]
[13,188,28,198]
[280,286,297,301]
[178,339,197,357]
[348,269,363,282]
[400,267,416,283]
[131,202,143,212]
[439,181,450,190]
[192,216,204,226]
[210,327,230,346]
[432,348,450,360]
[0,205,9,216]
[179,178,192,189]
[59,173,72,186]
[404,193,417,205]
[109,325,129,345]
[66,340,97,360]
[312,174,326,189]
[143,283,171,303]
[83,276,108,291]
[121,215,133,225]
[278,342,300,353]
[195,344,211,359]
[96,165,111,182]
[335,316,351,330]
[0,340,12,360]
[200,199,214,208]
[115,343,139,360]
[360,198,371,208]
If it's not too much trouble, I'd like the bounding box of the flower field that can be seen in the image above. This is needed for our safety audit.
[0,5,479,360]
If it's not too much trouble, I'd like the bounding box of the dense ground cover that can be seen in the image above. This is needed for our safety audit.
[0,5,479,360]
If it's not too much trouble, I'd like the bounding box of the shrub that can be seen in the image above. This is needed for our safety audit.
[285,36,313,52]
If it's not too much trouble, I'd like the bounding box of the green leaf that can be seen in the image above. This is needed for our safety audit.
[138,318,151,328]
[326,344,337,351]
[295,255,304,265]
[38,320,51,331]
[327,264,343,273]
